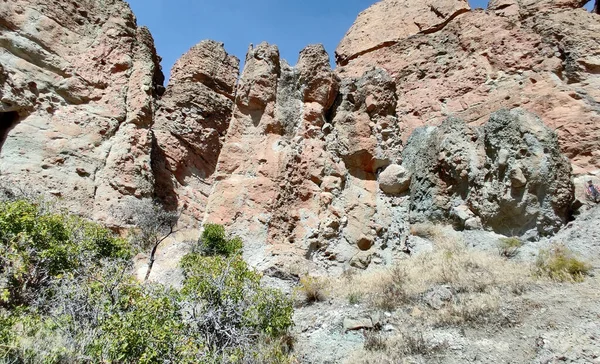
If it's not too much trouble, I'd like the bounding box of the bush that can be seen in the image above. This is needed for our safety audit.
[535,245,591,282]
[198,223,243,257]
[364,331,387,351]
[0,200,130,308]
[1,199,294,363]
[497,237,523,258]
[373,267,407,311]
[297,276,328,303]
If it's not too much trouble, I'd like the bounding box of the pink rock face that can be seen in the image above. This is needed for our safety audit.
[336,0,600,174]
[0,0,162,225]
[152,40,239,223]
[335,0,471,66]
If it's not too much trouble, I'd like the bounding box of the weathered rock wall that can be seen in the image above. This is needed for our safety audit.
[0,0,596,274]
[336,0,600,175]
[152,40,239,222]
[0,0,163,225]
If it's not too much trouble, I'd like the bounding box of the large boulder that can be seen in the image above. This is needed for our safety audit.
[403,108,575,237]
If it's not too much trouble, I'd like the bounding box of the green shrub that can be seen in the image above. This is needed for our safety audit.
[535,245,591,282]
[0,200,130,308]
[348,291,363,305]
[199,223,243,257]
[1,200,294,363]
[497,237,523,258]
[181,253,294,339]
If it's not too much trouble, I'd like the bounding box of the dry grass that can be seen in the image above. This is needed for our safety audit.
[332,226,529,306]
[296,276,328,303]
[534,244,592,282]
[497,237,523,258]
[349,330,447,363]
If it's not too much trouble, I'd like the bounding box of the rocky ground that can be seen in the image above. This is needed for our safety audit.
[283,205,600,364]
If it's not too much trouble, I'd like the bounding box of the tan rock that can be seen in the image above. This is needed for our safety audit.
[152,40,239,221]
[335,0,471,65]
[378,164,411,195]
[337,2,600,175]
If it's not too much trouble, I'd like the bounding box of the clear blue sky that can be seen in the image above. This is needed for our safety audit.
[126,0,594,84]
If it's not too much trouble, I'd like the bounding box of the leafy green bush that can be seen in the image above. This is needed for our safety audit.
[497,237,523,258]
[535,245,591,282]
[181,253,293,339]
[199,223,243,257]
[0,200,130,308]
[1,199,294,363]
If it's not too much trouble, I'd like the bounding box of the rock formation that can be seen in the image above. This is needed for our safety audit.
[402,109,574,237]
[0,0,162,225]
[336,0,600,175]
[152,40,239,222]
[1,0,598,272]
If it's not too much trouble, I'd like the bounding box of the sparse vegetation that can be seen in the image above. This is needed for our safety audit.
[197,223,244,257]
[534,244,591,282]
[372,266,408,311]
[297,276,328,303]
[348,291,363,305]
[363,331,387,351]
[497,237,523,258]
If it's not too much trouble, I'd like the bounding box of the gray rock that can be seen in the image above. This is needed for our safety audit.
[424,285,454,310]
[401,108,574,237]
[343,317,374,331]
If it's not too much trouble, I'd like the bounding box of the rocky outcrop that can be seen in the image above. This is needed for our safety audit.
[337,0,600,175]
[0,0,594,273]
[152,41,239,222]
[402,108,574,237]
[0,0,163,225]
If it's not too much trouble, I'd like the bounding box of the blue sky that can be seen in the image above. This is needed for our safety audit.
[126,0,594,84]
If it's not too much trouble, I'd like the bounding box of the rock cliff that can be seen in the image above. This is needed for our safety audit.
[0,0,598,273]
[0,0,162,225]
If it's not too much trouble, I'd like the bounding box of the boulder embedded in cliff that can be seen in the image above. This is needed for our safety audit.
[403,108,574,237]
[378,164,411,195]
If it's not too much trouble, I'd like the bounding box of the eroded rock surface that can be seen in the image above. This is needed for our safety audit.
[337,0,600,175]
[152,40,239,222]
[0,0,163,225]
[402,108,574,237]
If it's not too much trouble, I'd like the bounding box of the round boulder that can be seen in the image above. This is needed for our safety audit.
[378,164,411,195]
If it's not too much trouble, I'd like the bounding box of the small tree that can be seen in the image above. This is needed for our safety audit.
[123,199,179,281]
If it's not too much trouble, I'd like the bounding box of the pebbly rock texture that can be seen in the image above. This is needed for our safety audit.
[152,41,239,222]
[402,108,574,237]
[204,43,413,272]
[336,0,600,175]
[0,0,163,225]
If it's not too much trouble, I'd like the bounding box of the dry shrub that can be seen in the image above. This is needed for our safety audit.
[363,331,387,351]
[297,276,328,303]
[431,291,501,327]
[372,266,408,311]
[497,237,523,258]
[350,330,447,363]
[409,223,443,239]
[534,244,591,282]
